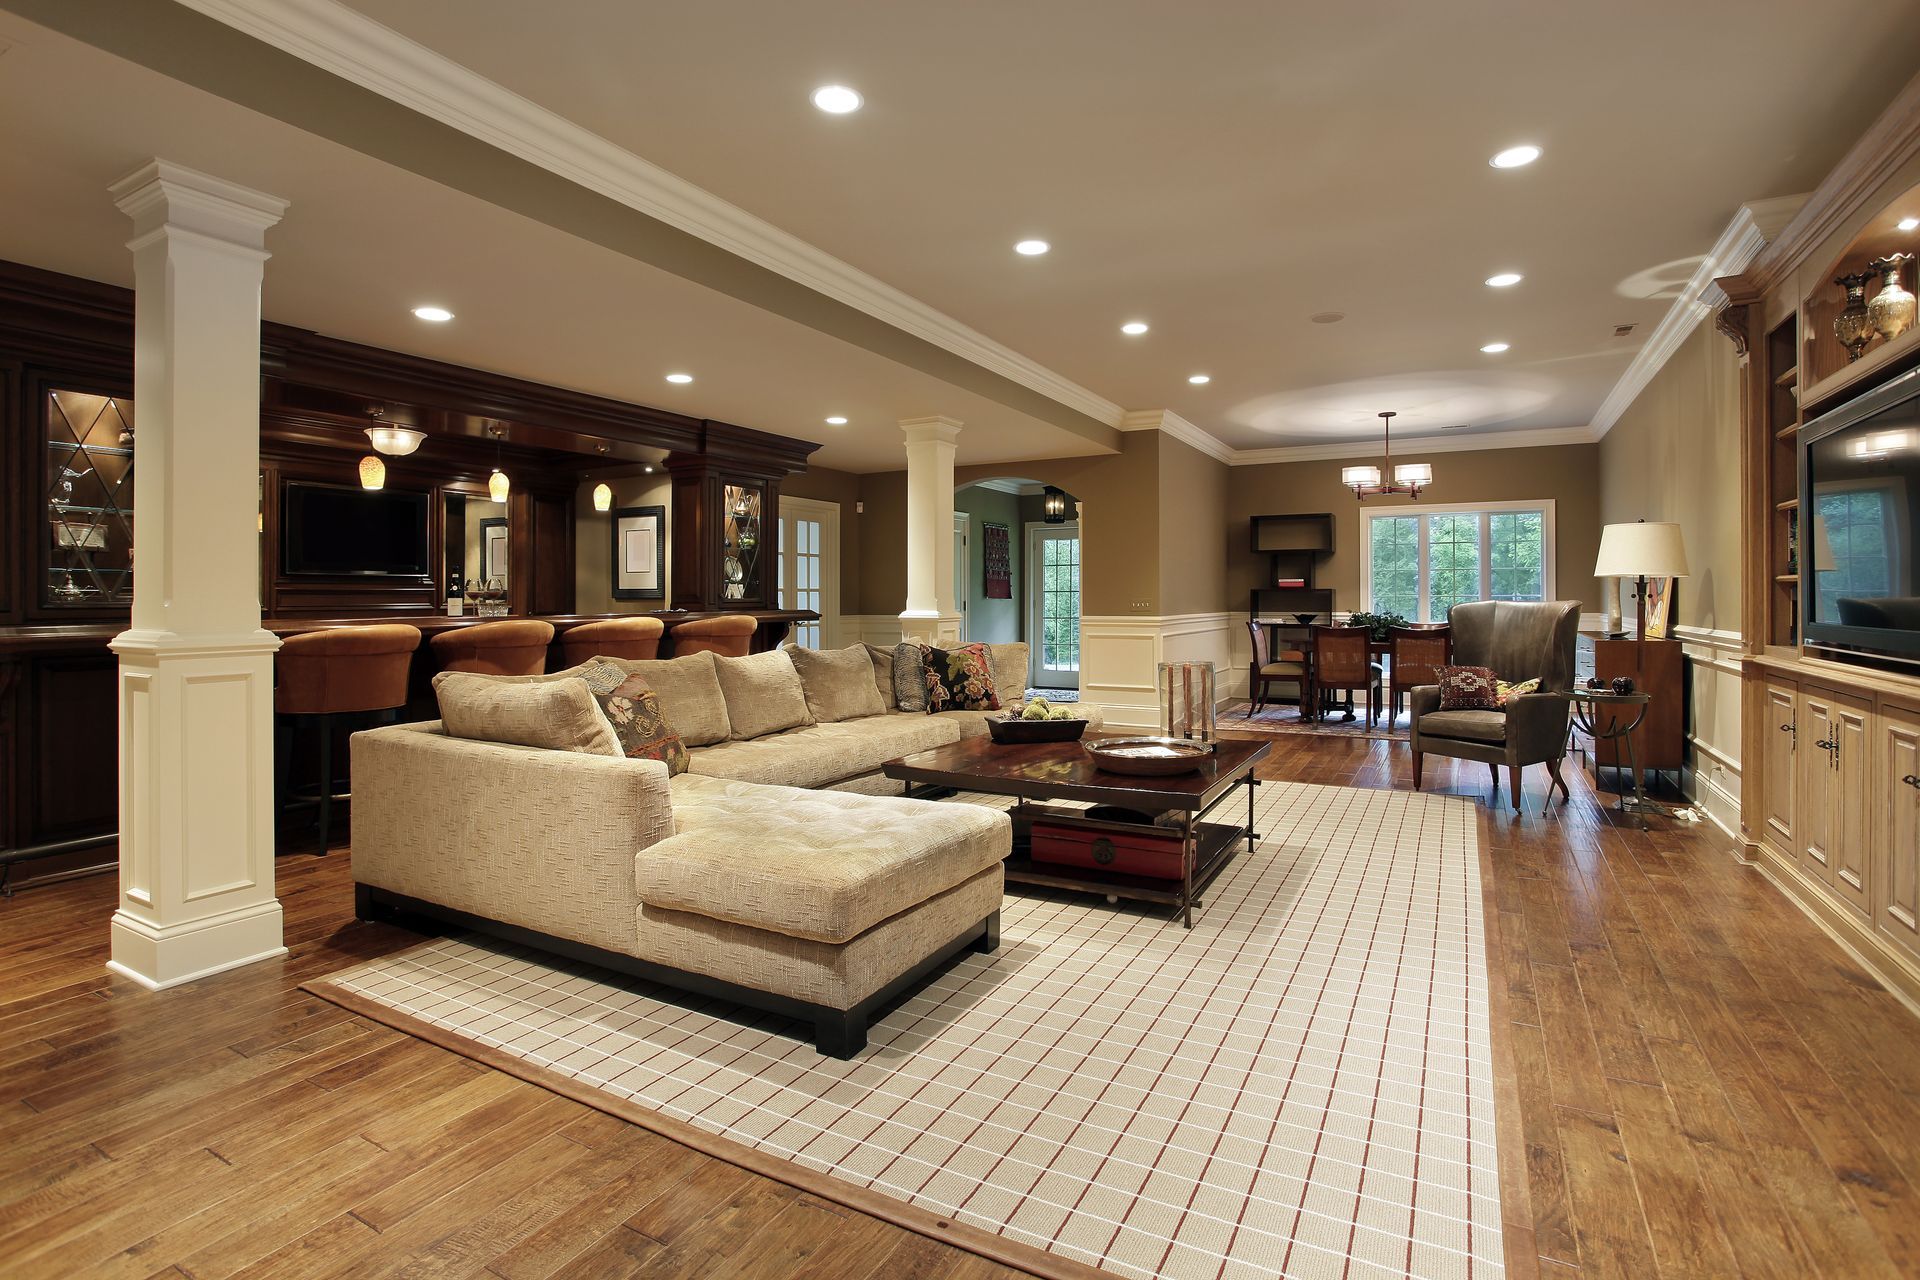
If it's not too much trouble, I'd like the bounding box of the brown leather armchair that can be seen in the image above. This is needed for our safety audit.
[1409,600,1580,811]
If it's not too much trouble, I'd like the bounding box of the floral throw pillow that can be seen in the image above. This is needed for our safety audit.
[580,662,688,775]
[1496,677,1541,706]
[921,642,1000,712]
[1436,665,1500,711]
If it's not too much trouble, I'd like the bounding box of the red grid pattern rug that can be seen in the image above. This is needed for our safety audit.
[311,782,1500,1280]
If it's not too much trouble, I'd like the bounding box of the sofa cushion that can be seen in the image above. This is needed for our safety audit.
[1418,708,1507,743]
[598,651,731,746]
[891,642,928,712]
[713,649,814,739]
[922,642,1000,712]
[864,643,899,710]
[790,644,887,723]
[647,775,1010,944]
[986,642,1028,704]
[684,713,960,789]
[433,672,622,757]
[579,663,689,775]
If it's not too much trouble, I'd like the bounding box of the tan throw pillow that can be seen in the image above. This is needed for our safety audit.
[713,649,815,739]
[987,642,1029,703]
[790,644,887,723]
[595,651,732,746]
[864,643,899,710]
[433,673,621,757]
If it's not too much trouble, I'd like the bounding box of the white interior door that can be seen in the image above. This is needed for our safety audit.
[1026,522,1080,689]
[954,512,970,643]
[778,496,839,648]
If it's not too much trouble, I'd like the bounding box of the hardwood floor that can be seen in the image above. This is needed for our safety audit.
[2,737,1917,1278]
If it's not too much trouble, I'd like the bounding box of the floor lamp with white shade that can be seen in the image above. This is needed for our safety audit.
[1594,520,1691,642]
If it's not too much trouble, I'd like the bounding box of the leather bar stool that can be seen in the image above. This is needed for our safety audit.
[274,624,421,856]
[430,619,556,676]
[669,614,758,658]
[557,616,665,668]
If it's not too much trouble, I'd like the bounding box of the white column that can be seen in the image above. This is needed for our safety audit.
[106,160,289,990]
[898,416,964,644]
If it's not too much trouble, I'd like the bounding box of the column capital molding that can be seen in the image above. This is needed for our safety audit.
[899,415,963,446]
[110,159,288,251]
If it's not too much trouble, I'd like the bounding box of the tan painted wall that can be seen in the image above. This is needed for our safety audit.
[1597,324,1742,633]
[1157,434,1232,617]
[573,471,671,614]
[1226,443,1604,615]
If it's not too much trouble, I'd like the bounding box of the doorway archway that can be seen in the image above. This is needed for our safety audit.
[954,478,1080,696]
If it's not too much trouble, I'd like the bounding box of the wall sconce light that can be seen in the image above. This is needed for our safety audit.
[1042,485,1068,524]
[592,482,613,512]
[358,454,386,490]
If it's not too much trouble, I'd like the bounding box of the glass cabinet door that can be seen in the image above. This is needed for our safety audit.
[45,389,135,608]
[721,480,765,603]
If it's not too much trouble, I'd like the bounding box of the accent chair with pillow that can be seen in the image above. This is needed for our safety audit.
[1408,600,1581,811]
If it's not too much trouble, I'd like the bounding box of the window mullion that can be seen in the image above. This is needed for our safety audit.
[1480,512,1493,602]
[1417,515,1431,622]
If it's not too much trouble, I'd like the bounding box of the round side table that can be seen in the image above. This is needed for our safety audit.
[1571,690,1653,821]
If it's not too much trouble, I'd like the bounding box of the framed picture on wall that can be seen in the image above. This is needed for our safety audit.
[612,504,665,600]
[1644,576,1675,638]
[479,517,509,585]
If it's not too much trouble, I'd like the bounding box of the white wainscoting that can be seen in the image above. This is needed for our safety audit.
[1671,623,1744,839]
[1082,613,1238,732]
[841,615,908,648]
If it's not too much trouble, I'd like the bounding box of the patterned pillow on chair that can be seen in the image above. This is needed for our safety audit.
[1436,665,1501,711]
[1496,677,1541,706]
[580,662,688,775]
[921,642,1001,712]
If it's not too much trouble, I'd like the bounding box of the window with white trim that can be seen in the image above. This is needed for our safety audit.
[1362,501,1554,623]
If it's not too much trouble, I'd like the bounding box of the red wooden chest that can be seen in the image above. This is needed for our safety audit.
[1030,819,1186,880]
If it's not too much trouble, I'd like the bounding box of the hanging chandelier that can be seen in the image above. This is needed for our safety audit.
[1341,411,1432,500]
[364,405,426,456]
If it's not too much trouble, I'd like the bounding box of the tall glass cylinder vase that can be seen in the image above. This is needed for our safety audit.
[1158,661,1216,742]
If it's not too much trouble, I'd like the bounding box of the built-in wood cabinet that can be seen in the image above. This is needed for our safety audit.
[1878,700,1920,965]
[1761,677,1798,850]
[1795,686,1841,884]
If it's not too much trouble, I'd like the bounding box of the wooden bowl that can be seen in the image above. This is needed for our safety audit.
[987,714,1089,744]
[1082,736,1217,776]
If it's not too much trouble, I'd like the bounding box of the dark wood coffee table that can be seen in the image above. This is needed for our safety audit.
[883,734,1270,927]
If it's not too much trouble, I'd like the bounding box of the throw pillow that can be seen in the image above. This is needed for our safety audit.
[891,641,928,712]
[921,642,1000,712]
[713,649,815,739]
[1496,677,1541,706]
[986,642,1029,704]
[593,651,732,746]
[1436,665,1501,712]
[433,673,622,757]
[579,662,688,775]
[789,644,887,722]
[864,642,899,710]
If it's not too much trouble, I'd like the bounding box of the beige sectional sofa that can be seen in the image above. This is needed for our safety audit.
[352,640,1085,1056]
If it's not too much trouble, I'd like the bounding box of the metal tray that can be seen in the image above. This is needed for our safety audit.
[1082,736,1217,776]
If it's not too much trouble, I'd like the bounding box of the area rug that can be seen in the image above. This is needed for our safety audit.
[310,782,1500,1280]
[1224,702,1407,742]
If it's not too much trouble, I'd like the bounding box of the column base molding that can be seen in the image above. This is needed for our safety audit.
[107,900,287,991]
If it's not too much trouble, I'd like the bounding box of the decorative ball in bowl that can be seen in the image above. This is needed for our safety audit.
[987,697,1089,744]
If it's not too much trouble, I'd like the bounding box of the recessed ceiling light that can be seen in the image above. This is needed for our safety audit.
[825,416,848,425]
[411,305,453,322]
[1014,239,1050,256]
[1480,342,1511,354]
[811,84,862,114]
[1120,321,1149,335]
[1485,272,1523,288]
[665,372,694,384]
[1310,311,1345,324]
[1187,374,1211,385]
[1901,216,1920,232]
[1489,144,1541,169]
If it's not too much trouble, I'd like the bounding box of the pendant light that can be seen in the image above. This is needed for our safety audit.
[592,482,613,512]
[487,424,510,503]
[1342,411,1432,500]
[364,405,425,456]
[357,454,386,490]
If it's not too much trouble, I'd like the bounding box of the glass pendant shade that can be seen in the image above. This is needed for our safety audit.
[365,425,426,456]
[592,482,613,512]
[357,454,386,490]
[1393,462,1433,487]
[1342,465,1382,489]
[488,467,510,503]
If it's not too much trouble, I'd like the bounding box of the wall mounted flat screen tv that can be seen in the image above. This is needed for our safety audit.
[282,481,431,577]
[1801,367,1920,661]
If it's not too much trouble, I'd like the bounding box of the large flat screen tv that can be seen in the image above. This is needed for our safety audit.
[282,481,430,577]
[1801,366,1920,661]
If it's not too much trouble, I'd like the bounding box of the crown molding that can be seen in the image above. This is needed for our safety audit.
[967,477,1035,495]
[174,0,1127,431]
[1588,195,1802,440]
[1229,424,1598,467]
[1118,409,1238,464]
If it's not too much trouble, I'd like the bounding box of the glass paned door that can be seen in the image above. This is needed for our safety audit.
[778,512,823,648]
[1028,525,1080,689]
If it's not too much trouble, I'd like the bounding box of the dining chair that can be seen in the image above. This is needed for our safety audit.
[1385,624,1452,725]
[1307,625,1384,726]
[1244,619,1307,715]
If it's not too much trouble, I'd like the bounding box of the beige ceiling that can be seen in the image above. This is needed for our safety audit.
[335,0,1920,445]
[0,10,1112,472]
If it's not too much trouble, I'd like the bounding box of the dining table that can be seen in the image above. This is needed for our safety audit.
[1252,617,1450,723]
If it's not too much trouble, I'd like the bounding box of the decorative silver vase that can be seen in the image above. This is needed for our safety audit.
[1834,269,1878,362]
[1868,253,1915,344]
